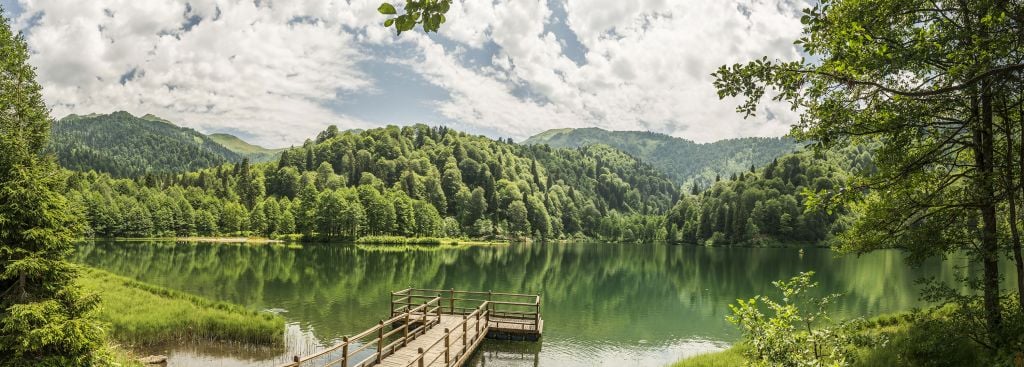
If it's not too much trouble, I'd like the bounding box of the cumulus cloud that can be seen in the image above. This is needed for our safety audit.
[7,0,810,146]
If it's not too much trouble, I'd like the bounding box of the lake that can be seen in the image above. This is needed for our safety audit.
[74,241,973,366]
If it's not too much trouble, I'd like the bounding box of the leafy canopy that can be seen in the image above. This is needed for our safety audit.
[378,0,451,35]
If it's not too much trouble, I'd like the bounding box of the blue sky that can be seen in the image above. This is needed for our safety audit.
[1,0,810,148]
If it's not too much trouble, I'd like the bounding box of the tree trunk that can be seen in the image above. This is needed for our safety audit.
[1003,112,1024,312]
[976,84,1003,336]
[1016,82,1024,311]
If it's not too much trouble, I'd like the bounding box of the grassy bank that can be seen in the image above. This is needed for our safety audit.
[355,235,507,246]
[79,267,285,347]
[670,306,1002,367]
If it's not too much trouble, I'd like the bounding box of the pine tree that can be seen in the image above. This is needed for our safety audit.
[0,11,106,364]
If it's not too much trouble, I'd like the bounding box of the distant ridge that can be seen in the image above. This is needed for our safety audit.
[208,133,284,162]
[523,127,801,186]
[50,111,242,177]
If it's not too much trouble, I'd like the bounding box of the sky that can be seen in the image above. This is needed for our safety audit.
[0,0,811,148]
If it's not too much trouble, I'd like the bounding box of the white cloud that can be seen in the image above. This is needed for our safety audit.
[10,0,811,145]
[14,0,377,147]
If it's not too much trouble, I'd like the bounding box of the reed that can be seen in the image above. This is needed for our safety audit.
[79,267,285,347]
[356,235,450,245]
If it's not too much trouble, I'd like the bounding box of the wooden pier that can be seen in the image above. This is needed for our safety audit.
[280,289,543,367]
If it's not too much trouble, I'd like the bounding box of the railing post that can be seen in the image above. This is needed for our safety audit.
[341,336,349,367]
[436,296,442,323]
[449,288,455,314]
[376,320,384,363]
[535,295,541,331]
[475,309,480,338]
[404,311,410,346]
[444,328,451,365]
[293,355,300,367]
[462,314,468,351]
[417,347,425,367]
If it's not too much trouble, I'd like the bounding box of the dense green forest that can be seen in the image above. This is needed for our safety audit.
[66,124,678,242]
[665,145,874,245]
[523,127,800,186]
[208,133,284,162]
[50,112,243,177]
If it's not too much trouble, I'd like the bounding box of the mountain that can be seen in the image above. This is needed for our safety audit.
[50,111,242,177]
[522,127,801,186]
[208,133,284,162]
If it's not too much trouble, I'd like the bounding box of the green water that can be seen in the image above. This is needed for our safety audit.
[74,241,973,366]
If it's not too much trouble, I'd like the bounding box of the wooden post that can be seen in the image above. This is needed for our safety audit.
[475,309,480,337]
[341,336,349,367]
[292,355,300,367]
[403,311,410,346]
[449,288,455,314]
[462,314,468,350]
[535,296,541,331]
[417,347,425,367]
[436,296,442,322]
[376,320,384,363]
[444,328,450,364]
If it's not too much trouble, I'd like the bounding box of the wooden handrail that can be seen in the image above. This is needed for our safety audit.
[284,289,540,367]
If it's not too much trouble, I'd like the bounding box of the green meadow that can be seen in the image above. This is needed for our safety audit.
[79,267,285,347]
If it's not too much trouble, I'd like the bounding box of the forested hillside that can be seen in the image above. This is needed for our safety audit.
[66,124,677,242]
[208,133,284,162]
[665,146,874,245]
[523,127,800,186]
[51,112,242,176]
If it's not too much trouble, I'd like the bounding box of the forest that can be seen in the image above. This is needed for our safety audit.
[523,127,801,186]
[65,124,678,242]
[51,112,243,177]
[666,145,875,245]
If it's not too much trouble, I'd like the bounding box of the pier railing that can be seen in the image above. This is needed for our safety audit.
[280,296,443,367]
[390,288,542,332]
[405,300,490,367]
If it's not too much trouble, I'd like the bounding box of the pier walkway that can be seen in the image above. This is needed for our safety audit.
[280,289,543,367]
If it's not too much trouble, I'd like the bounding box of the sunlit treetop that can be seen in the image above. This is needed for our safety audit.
[378,0,451,35]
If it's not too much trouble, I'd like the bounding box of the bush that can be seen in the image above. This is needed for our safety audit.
[728,271,859,366]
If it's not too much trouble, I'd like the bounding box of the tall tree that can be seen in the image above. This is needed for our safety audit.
[713,0,1024,338]
[0,11,106,364]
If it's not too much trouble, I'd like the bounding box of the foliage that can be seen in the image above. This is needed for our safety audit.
[65,124,678,242]
[51,112,242,177]
[78,267,283,346]
[727,272,858,367]
[523,127,800,186]
[666,146,871,245]
[378,0,451,35]
[0,11,107,366]
[712,0,1024,339]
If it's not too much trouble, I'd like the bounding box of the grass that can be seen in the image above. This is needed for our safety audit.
[79,267,285,347]
[668,305,999,367]
[669,345,746,367]
[355,235,507,246]
[104,343,144,367]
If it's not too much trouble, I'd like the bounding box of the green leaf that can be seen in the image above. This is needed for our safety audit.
[377,3,397,15]
[384,18,394,27]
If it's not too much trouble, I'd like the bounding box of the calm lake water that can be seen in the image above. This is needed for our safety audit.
[74,241,976,367]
